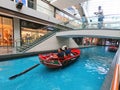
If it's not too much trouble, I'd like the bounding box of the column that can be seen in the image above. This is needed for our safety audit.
[13,18,21,47]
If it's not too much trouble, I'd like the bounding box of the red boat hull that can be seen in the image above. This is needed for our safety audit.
[38,48,80,69]
[108,45,118,52]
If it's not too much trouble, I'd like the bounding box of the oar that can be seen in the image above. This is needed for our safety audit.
[9,63,40,80]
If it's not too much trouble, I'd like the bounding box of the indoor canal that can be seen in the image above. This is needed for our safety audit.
[0,46,115,90]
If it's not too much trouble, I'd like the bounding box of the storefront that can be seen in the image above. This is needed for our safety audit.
[83,37,99,45]
[20,20,51,45]
[0,15,13,46]
[0,15,52,47]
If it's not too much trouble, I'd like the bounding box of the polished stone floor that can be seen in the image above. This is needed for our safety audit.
[0,47,16,55]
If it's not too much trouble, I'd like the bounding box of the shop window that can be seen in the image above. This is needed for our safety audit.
[20,20,51,45]
[0,16,13,46]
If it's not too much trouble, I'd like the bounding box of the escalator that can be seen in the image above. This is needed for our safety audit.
[16,30,57,52]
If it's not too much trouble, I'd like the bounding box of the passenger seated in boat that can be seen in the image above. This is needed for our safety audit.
[57,48,64,60]
[64,47,71,56]
[49,53,58,59]
[62,45,67,51]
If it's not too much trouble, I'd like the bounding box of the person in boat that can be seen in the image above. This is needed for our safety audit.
[57,48,64,60]
[64,46,71,56]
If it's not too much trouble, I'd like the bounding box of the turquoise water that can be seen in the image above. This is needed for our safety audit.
[0,46,115,90]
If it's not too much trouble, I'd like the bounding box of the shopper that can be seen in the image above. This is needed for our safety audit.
[94,6,104,29]
[81,14,87,29]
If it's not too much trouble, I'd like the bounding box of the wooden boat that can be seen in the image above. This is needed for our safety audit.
[108,45,118,52]
[38,48,80,69]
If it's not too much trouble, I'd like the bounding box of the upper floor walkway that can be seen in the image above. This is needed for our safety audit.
[56,29,120,39]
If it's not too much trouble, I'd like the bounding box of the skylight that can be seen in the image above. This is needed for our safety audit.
[82,0,120,17]
[64,6,81,18]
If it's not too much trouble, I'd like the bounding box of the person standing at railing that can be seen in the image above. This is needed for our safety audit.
[81,14,87,29]
[94,6,104,29]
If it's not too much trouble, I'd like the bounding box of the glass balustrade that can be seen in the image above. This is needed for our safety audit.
[60,14,120,29]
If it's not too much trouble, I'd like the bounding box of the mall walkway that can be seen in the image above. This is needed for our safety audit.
[56,29,120,39]
[0,45,94,56]
[0,47,16,55]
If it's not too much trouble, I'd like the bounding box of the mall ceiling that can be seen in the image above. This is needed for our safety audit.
[50,0,87,10]
[45,0,88,18]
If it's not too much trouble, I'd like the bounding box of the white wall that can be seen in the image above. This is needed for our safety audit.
[36,0,54,17]
[27,35,78,52]
[0,0,61,25]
